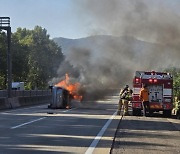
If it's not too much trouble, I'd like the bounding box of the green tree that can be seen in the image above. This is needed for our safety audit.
[164,67,180,98]
[27,26,64,89]
[12,28,32,82]
[1,26,64,90]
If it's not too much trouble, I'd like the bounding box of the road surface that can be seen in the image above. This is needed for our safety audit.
[112,114,180,154]
[1,95,180,154]
[0,95,120,154]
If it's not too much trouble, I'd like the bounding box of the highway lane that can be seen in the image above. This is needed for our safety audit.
[0,95,120,154]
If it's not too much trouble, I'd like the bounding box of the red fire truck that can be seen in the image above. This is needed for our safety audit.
[132,71,173,117]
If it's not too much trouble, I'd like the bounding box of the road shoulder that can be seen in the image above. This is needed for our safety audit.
[112,116,180,154]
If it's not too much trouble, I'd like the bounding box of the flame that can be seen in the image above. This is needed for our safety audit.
[55,73,83,101]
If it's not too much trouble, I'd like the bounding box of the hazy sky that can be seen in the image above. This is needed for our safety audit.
[0,0,180,39]
[0,0,89,38]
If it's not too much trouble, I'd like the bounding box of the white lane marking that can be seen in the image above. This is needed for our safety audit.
[85,111,117,154]
[10,108,77,129]
[11,117,47,129]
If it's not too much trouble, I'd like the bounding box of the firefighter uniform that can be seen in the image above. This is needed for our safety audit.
[117,86,132,116]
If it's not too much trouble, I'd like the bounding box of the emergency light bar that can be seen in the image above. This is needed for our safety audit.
[141,74,172,80]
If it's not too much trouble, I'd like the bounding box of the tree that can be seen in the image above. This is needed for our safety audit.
[12,28,32,83]
[9,26,64,90]
[164,67,180,98]
[26,26,64,89]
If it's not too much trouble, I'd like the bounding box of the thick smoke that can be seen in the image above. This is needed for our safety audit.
[75,0,180,45]
[53,0,180,100]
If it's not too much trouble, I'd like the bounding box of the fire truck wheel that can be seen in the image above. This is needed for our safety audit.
[176,111,180,119]
[163,110,172,117]
[132,109,141,116]
[149,110,153,116]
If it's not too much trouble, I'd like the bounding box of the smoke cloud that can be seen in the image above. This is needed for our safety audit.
[74,0,180,45]
[53,0,180,100]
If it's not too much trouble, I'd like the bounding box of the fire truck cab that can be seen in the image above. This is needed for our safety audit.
[132,71,173,117]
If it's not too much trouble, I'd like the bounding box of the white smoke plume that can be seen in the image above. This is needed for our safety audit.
[53,0,180,100]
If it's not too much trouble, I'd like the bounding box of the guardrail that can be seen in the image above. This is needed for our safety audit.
[0,90,52,98]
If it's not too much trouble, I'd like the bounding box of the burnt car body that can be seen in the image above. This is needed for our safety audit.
[48,86,70,109]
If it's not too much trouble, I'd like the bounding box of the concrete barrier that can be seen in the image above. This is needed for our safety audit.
[0,95,52,110]
[8,97,20,108]
[0,98,11,110]
[18,95,51,107]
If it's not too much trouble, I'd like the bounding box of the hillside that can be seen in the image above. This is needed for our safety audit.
[52,35,178,99]
[53,35,153,55]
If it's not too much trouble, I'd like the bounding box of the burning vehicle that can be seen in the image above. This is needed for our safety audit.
[48,74,83,109]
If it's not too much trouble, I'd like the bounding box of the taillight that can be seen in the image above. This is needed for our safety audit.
[149,78,157,83]
[135,78,139,83]
[149,79,153,83]
[154,79,157,83]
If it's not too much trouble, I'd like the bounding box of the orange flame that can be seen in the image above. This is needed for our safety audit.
[55,73,83,101]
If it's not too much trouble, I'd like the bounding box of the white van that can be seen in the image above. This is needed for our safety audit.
[12,82,24,90]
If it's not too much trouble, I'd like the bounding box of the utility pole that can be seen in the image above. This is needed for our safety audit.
[0,17,12,98]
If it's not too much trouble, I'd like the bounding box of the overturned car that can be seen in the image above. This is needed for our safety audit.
[48,86,71,109]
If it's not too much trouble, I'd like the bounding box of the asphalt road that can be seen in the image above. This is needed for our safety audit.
[1,95,179,154]
[0,95,120,154]
[112,114,180,154]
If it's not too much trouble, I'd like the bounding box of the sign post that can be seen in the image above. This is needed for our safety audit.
[0,17,12,98]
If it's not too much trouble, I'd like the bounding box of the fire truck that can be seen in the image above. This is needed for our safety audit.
[132,71,173,117]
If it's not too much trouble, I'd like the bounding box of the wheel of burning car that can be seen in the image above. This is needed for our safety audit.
[132,109,142,116]
[163,110,172,117]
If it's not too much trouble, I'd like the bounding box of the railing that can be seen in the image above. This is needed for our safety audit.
[0,90,52,98]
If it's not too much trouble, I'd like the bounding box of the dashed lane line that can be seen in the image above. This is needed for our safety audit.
[10,117,47,129]
[10,108,77,129]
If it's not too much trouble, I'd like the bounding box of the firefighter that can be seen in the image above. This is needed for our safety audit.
[140,84,150,116]
[117,85,133,116]
[174,96,180,119]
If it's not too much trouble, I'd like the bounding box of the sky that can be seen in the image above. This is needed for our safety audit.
[0,0,180,39]
[0,0,89,39]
